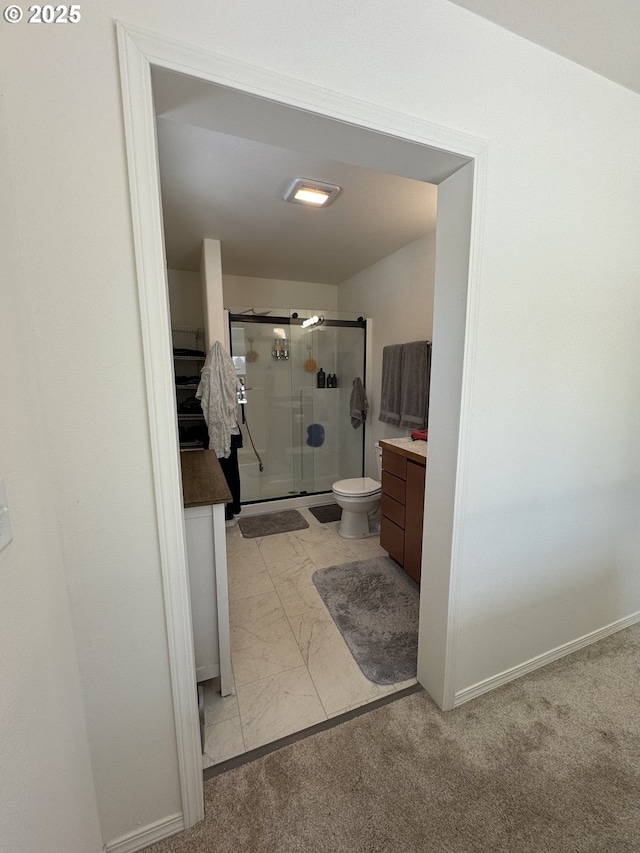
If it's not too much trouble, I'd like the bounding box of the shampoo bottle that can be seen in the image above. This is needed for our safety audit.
[317,367,326,388]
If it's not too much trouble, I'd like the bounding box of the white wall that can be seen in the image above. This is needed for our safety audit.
[167,269,203,328]
[338,234,436,475]
[223,274,338,312]
[0,108,103,853]
[1,0,639,846]
[168,271,338,330]
[0,12,184,845]
[201,239,226,350]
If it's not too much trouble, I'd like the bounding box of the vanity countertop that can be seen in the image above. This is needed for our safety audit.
[379,437,427,466]
[180,450,231,508]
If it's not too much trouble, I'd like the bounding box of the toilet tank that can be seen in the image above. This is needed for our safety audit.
[374,443,383,480]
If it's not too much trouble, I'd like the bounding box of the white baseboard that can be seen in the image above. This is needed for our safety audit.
[454,611,640,707]
[105,813,184,853]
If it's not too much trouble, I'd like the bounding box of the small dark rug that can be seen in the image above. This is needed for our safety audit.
[312,556,419,684]
[238,509,309,539]
[308,503,342,524]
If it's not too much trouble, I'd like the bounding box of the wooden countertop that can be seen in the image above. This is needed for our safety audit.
[180,450,232,508]
[379,437,427,466]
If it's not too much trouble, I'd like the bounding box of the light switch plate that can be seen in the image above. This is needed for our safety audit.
[0,479,13,553]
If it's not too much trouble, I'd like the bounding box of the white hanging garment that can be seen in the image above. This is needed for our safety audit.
[196,341,239,458]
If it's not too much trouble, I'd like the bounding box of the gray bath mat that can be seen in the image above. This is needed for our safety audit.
[312,556,419,684]
[308,503,342,524]
[238,509,309,538]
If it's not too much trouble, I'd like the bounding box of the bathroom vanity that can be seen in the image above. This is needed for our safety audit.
[181,450,233,694]
[378,438,427,583]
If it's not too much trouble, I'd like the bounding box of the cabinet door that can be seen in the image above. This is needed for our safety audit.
[382,449,407,480]
[184,506,220,682]
[382,470,406,504]
[184,504,233,694]
[381,492,405,529]
[404,460,426,583]
[380,516,404,566]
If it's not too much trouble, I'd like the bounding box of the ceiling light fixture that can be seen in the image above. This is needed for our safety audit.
[284,178,341,208]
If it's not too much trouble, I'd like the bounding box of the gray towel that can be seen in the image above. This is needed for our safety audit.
[379,344,403,426]
[399,341,431,430]
[350,377,368,428]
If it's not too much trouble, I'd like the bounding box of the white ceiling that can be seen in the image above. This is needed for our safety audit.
[156,119,438,283]
[152,70,466,283]
[448,0,640,94]
[153,1,639,283]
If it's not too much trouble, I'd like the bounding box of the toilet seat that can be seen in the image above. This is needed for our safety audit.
[332,477,381,498]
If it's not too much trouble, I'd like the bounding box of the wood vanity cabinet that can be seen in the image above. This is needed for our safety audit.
[379,443,426,584]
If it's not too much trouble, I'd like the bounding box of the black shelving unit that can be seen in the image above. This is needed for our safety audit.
[172,326,206,451]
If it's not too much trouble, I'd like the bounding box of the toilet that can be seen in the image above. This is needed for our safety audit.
[332,445,383,539]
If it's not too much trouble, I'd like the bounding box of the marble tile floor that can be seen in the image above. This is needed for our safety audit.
[202,507,418,769]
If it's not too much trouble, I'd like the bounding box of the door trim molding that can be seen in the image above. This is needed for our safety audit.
[116,18,488,828]
[116,23,204,829]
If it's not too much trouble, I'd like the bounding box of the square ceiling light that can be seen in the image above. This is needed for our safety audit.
[284,178,341,207]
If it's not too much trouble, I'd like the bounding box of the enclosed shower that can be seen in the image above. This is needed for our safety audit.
[228,307,366,503]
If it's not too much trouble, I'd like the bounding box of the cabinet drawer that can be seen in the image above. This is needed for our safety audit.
[404,460,426,585]
[382,450,407,480]
[382,470,406,504]
[381,492,405,529]
[380,516,404,566]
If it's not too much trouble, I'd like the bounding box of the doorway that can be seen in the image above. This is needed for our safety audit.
[118,20,485,830]
[155,76,447,765]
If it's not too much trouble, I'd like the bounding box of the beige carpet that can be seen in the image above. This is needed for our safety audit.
[149,626,639,853]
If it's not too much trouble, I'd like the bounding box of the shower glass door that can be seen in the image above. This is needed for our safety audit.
[229,308,366,504]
